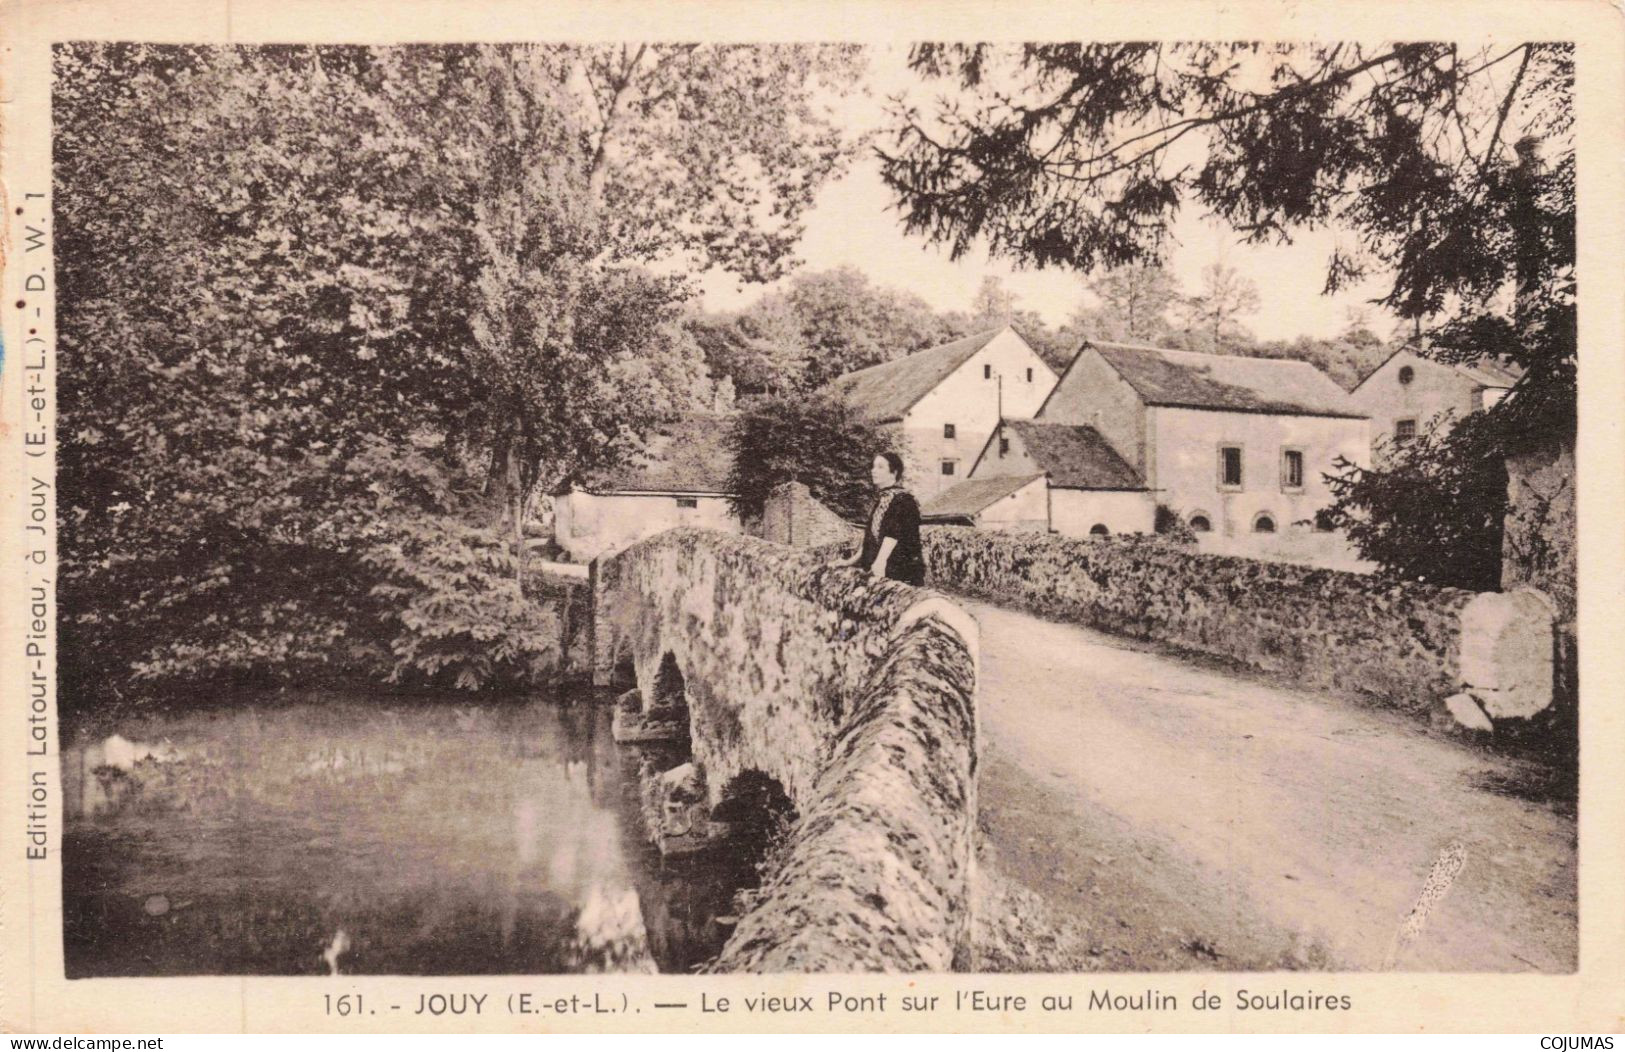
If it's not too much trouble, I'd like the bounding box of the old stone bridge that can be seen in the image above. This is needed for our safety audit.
[584,519,1568,973]
[588,528,980,972]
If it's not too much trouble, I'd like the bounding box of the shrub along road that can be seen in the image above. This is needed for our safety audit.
[965,599,1577,972]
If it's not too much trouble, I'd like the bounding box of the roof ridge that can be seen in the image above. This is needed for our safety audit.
[831,325,1008,383]
[827,326,1023,423]
[922,472,1044,516]
[1087,341,1359,418]
[1092,339,1334,371]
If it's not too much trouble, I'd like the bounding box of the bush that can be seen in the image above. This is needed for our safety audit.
[62,436,563,708]
[1319,411,1507,592]
[1154,503,1198,545]
[361,512,560,691]
[726,390,889,522]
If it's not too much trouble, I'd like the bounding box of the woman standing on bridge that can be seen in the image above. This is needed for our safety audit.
[840,451,925,586]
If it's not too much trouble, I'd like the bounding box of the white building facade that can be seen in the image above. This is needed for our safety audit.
[1348,347,1518,460]
[827,327,1058,503]
[1038,341,1371,568]
[967,418,1155,537]
[551,415,742,562]
[553,489,737,563]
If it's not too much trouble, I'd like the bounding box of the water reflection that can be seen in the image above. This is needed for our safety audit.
[62,691,747,976]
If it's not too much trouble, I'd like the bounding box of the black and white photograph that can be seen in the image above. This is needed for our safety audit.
[5,2,1620,1034]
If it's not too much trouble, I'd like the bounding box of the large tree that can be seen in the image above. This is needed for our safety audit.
[1075,264,1183,343]
[53,43,863,699]
[1176,262,1262,351]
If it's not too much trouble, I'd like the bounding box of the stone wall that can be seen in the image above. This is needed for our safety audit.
[590,528,979,971]
[923,526,1484,714]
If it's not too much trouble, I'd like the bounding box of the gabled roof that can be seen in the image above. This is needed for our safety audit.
[922,473,1043,520]
[1459,359,1521,388]
[578,415,734,495]
[1004,420,1146,490]
[825,327,1008,423]
[1087,341,1365,419]
[1351,346,1523,393]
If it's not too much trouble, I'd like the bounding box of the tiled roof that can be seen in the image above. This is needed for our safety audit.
[826,327,1007,423]
[1091,341,1364,418]
[922,474,1044,519]
[1457,358,1522,388]
[1005,420,1145,490]
[581,415,735,495]
[1352,347,1523,392]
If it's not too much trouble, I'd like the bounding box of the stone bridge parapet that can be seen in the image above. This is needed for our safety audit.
[589,528,979,972]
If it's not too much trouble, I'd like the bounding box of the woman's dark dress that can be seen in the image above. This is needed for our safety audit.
[858,486,925,586]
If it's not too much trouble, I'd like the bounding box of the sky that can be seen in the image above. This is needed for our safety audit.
[697,46,1399,344]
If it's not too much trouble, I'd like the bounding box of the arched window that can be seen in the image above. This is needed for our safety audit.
[1252,513,1277,534]
[1188,514,1212,533]
[1089,523,1110,537]
[1398,365,1415,385]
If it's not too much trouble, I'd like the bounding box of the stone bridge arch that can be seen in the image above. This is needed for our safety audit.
[590,528,978,972]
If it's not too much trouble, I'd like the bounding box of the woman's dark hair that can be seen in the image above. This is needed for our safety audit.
[876,451,905,481]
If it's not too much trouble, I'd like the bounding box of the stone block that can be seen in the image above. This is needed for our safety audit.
[611,706,688,744]
[1458,590,1555,720]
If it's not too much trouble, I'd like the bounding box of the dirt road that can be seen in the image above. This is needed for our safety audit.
[967,600,1577,972]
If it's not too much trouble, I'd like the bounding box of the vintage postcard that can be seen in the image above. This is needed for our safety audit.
[1,0,1621,1035]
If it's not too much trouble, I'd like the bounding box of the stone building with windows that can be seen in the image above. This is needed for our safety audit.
[941,418,1156,537]
[1034,340,1371,568]
[919,473,1051,532]
[552,415,741,562]
[824,326,1059,503]
[1348,347,1520,459]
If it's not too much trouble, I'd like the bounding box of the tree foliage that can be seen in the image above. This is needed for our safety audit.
[1073,264,1183,343]
[693,266,990,395]
[1175,263,1263,351]
[54,43,860,701]
[725,391,890,523]
[1318,413,1508,591]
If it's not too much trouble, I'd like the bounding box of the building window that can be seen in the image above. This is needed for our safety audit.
[998,435,1010,456]
[941,460,957,476]
[984,364,992,379]
[1395,418,1417,440]
[1189,514,1212,533]
[675,497,698,509]
[1281,449,1304,490]
[1398,365,1415,385]
[1253,513,1277,534]
[1026,367,1034,382]
[943,423,956,439]
[1089,524,1110,537]
[1219,446,1243,488]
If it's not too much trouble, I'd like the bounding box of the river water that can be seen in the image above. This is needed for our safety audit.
[62,691,751,976]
